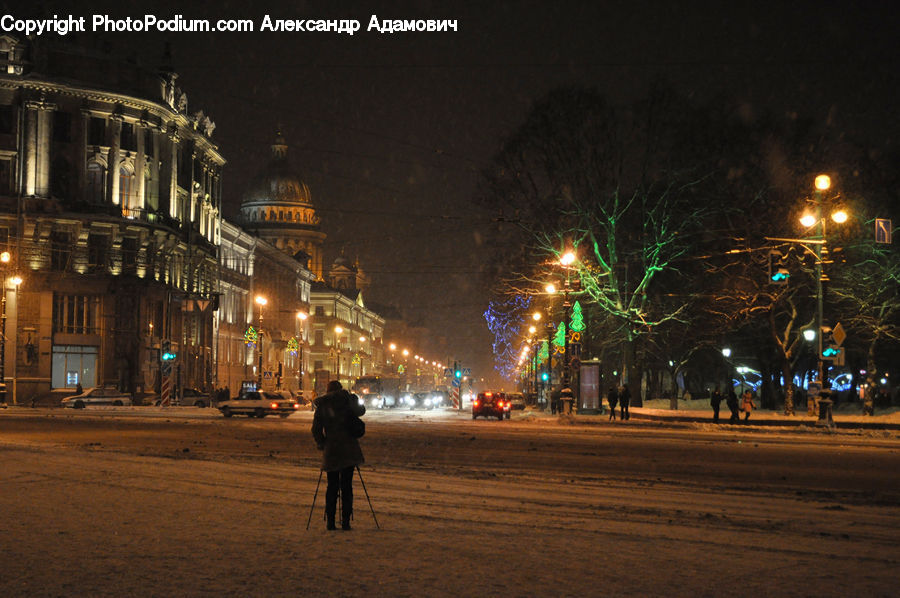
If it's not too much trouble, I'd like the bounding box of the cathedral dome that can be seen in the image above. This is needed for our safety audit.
[238,132,326,280]
[241,132,314,207]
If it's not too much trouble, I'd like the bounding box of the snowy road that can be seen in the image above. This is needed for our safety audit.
[1,408,898,597]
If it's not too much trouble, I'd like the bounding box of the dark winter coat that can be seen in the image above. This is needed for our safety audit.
[312,389,366,472]
[710,390,723,407]
[607,387,619,409]
[726,390,739,412]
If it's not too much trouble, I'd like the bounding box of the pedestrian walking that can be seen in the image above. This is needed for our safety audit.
[741,390,756,422]
[311,380,366,531]
[607,386,619,421]
[726,387,740,424]
[710,385,723,423]
[619,384,631,420]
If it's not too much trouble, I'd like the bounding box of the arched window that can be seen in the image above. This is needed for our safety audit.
[119,165,134,209]
[86,162,104,204]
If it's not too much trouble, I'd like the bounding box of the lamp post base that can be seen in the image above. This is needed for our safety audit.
[815,397,835,428]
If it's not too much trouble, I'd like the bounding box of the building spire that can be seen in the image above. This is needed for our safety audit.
[272,127,288,159]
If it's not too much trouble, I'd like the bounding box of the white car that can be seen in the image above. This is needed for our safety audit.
[217,390,301,418]
[61,388,133,409]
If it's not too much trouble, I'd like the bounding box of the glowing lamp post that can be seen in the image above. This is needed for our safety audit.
[799,174,849,424]
[296,311,308,393]
[1,254,20,405]
[255,295,267,388]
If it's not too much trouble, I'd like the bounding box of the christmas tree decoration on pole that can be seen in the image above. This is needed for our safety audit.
[570,300,585,332]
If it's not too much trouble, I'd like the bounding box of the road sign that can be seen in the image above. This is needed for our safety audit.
[462,368,471,376]
[263,371,273,380]
[832,322,846,347]
[444,368,452,377]
[875,218,892,244]
[451,377,460,388]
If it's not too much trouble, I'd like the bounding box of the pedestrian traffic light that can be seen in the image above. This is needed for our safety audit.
[161,340,176,362]
[767,250,789,285]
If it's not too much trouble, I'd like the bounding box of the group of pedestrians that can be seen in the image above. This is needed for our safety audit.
[711,385,755,423]
[606,384,631,421]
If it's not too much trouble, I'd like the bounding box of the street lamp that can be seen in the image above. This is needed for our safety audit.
[255,295,267,388]
[1,258,21,405]
[798,174,849,423]
[296,311,308,394]
[800,174,849,392]
[334,326,343,383]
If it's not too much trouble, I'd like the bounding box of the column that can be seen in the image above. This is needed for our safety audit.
[35,102,56,198]
[106,113,122,205]
[23,101,39,196]
[77,109,90,203]
[158,122,177,217]
[135,120,146,211]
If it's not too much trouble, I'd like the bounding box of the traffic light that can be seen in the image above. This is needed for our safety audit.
[820,327,845,365]
[541,371,549,382]
[161,340,177,362]
[767,250,790,285]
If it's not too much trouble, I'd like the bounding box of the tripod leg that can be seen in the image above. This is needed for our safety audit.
[305,469,323,530]
[356,466,380,530]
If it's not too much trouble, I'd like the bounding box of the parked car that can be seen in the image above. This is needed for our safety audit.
[472,391,509,420]
[181,388,211,408]
[61,387,133,409]
[217,390,301,418]
[507,392,527,411]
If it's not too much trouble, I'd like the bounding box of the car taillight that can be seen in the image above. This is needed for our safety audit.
[270,402,278,409]
[474,400,480,407]
[293,403,300,409]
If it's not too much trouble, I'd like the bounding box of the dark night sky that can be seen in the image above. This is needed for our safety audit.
[10,1,900,386]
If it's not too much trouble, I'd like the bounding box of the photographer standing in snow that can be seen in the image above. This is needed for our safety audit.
[312,380,366,530]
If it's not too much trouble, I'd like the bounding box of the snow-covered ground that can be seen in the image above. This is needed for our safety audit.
[1,410,897,597]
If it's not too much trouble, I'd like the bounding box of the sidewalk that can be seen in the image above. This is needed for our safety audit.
[625,407,900,430]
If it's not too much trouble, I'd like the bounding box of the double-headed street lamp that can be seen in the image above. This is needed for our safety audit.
[255,295,267,388]
[799,174,848,389]
[296,311,308,393]
[799,174,849,424]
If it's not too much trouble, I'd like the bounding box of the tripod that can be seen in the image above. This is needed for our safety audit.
[306,466,380,530]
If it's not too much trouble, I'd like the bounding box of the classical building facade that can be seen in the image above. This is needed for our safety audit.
[0,35,222,403]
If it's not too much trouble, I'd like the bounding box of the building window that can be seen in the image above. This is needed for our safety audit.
[53,294,101,334]
[50,230,72,271]
[315,305,324,316]
[0,104,13,135]
[121,237,137,270]
[144,129,154,157]
[0,158,11,193]
[120,122,136,151]
[314,360,323,371]
[86,162,104,203]
[53,111,72,143]
[87,233,109,269]
[314,330,324,346]
[119,165,133,208]
[51,345,98,389]
[89,117,106,146]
